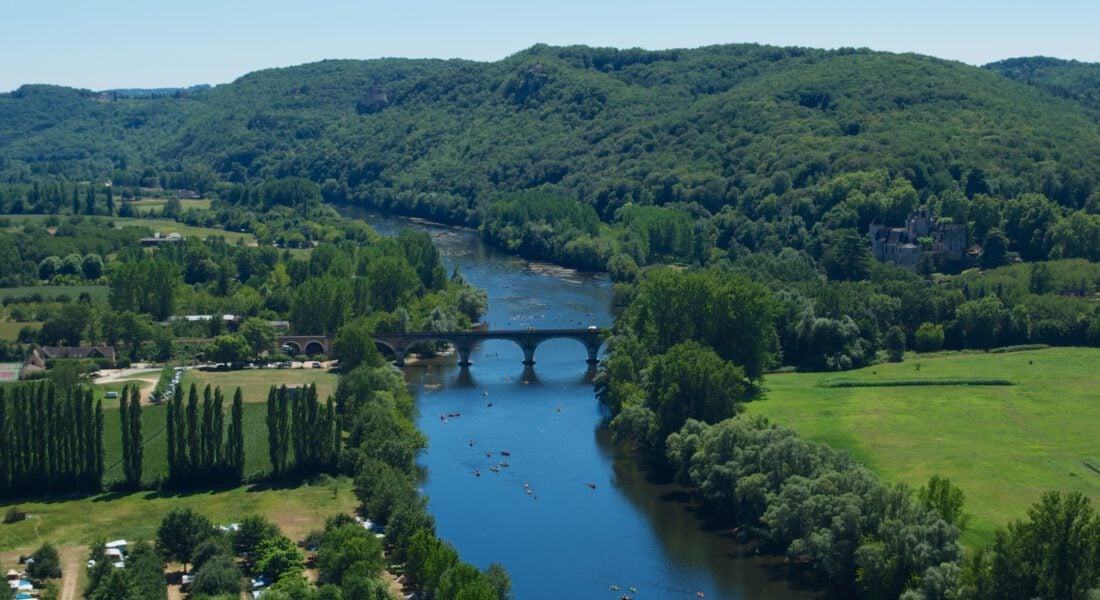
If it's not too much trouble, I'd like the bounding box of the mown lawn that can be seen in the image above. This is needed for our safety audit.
[747,347,1100,547]
[0,478,357,555]
[180,367,340,404]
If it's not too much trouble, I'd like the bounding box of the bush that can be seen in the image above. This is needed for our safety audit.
[3,507,26,523]
[988,344,1050,353]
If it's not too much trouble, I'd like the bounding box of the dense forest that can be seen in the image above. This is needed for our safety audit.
[3,44,1100,224]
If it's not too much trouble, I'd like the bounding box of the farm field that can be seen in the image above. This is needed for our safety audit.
[110,217,254,244]
[100,400,273,486]
[130,198,211,214]
[747,346,1100,546]
[0,320,39,341]
[180,367,340,404]
[0,285,110,303]
[0,477,357,558]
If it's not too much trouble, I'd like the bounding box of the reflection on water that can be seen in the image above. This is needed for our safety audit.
[343,206,827,600]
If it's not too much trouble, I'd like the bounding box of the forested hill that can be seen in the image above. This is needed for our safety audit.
[3,43,1100,224]
[984,56,1100,111]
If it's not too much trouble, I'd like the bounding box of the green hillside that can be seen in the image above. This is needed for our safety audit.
[985,56,1100,111]
[3,44,1100,223]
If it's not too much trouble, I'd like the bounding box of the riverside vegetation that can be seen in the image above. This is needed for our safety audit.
[4,43,1100,599]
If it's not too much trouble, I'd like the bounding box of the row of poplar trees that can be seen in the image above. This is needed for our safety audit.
[0,382,104,499]
[117,385,143,488]
[266,384,340,478]
[165,383,245,488]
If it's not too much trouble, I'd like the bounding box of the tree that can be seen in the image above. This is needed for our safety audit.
[981,229,1009,269]
[232,515,281,560]
[238,317,277,357]
[317,524,384,584]
[914,322,945,353]
[253,535,302,582]
[883,325,906,362]
[38,302,92,347]
[156,508,214,572]
[206,334,251,364]
[823,229,872,281]
[81,254,104,280]
[333,317,384,371]
[646,340,746,444]
[190,553,242,597]
[27,542,62,581]
[228,387,245,482]
[918,474,969,531]
[365,256,419,313]
[484,562,513,600]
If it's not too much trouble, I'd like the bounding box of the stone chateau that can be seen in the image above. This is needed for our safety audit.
[868,209,967,271]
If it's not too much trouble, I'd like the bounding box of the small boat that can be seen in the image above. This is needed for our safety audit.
[587,482,597,489]
[610,585,619,591]
[696,593,706,598]
[469,440,475,447]
[500,450,511,457]
[499,462,510,468]
[630,587,638,593]
[489,465,500,473]
[525,488,532,495]
[475,470,480,477]
[485,451,492,457]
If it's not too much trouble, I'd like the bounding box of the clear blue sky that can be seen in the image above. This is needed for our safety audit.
[2,0,1096,92]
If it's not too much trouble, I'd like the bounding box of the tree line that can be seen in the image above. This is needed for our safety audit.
[0,381,104,499]
[266,384,340,480]
[165,383,244,488]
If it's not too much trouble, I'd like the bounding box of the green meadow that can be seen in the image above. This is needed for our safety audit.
[747,347,1100,546]
[180,367,340,404]
[0,478,357,556]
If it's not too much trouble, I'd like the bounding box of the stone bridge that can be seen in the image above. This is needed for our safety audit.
[373,328,605,367]
[277,335,334,358]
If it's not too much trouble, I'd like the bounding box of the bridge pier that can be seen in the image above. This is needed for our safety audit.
[457,346,473,368]
[521,343,537,366]
[394,349,406,367]
[586,343,600,365]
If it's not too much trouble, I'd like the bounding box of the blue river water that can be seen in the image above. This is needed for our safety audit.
[355,211,824,600]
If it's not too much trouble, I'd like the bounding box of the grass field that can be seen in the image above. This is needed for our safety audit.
[110,217,254,245]
[747,347,1100,546]
[180,367,340,404]
[0,478,357,555]
[0,285,110,303]
[130,198,211,214]
[0,320,39,341]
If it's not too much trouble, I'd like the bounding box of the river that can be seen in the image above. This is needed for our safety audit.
[354,210,826,600]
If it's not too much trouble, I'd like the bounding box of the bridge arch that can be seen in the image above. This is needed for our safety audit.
[282,341,302,356]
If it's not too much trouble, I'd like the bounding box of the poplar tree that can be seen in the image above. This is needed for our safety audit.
[166,392,177,480]
[212,387,225,472]
[187,384,200,478]
[201,384,215,471]
[127,385,142,488]
[228,387,245,483]
[119,387,133,485]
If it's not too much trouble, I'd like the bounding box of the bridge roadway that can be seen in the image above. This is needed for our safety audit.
[373,327,605,367]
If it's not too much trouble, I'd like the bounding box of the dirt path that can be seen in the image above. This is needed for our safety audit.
[58,545,85,600]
